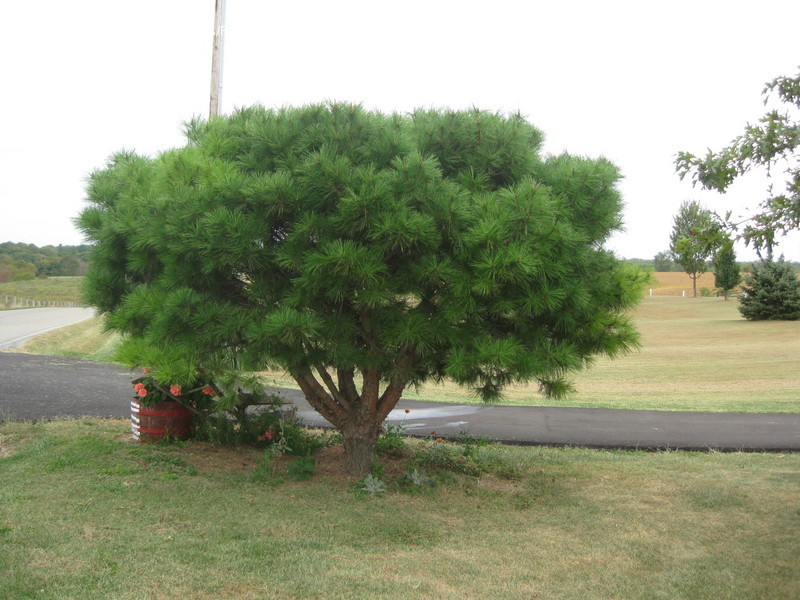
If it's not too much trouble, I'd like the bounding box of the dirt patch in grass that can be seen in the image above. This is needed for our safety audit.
[0,433,10,459]
[181,441,265,474]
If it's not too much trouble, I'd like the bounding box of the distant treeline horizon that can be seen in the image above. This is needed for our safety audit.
[2,241,798,284]
[625,255,800,274]
[0,241,91,282]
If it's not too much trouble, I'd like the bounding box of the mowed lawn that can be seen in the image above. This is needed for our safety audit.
[569,297,800,412]
[0,419,798,600]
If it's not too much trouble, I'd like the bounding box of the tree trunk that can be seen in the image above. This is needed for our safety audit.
[692,274,698,298]
[291,357,410,477]
[340,421,382,477]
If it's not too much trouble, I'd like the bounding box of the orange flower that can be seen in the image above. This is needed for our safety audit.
[137,388,148,397]
[436,438,445,443]
[404,409,411,414]
[202,386,215,396]
[143,368,151,374]
[133,383,144,391]
[169,384,182,396]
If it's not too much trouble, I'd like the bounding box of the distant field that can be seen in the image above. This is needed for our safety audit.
[0,276,84,308]
[649,271,720,296]
[20,296,799,414]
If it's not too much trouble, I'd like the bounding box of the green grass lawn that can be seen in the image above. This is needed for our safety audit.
[12,317,120,362]
[0,419,797,600]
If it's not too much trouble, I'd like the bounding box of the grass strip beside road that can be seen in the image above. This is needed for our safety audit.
[0,419,797,600]
[0,276,84,308]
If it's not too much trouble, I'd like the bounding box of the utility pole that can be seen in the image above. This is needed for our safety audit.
[209,0,227,118]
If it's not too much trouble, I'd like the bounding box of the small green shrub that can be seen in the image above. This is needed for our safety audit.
[412,441,484,477]
[359,474,387,495]
[404,468,433,490]
[288,456,316,481]
[376,424,408,456]
[276,421,329,457]
[252,451,282,485]
[194,409,329,457]
[738,258,800,320]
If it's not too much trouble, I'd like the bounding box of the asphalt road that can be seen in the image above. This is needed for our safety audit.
[0,307,95,350]
[1,352,799,451]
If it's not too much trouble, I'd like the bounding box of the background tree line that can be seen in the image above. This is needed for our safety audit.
[0,242,91,282]
[625,255,799,274]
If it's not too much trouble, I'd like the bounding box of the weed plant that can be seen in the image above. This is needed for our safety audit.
[193,408,331,457]
[376,424,409,457]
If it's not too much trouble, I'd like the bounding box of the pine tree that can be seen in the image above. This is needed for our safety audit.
[713,238,740,300]
[738,258,800,320]
[78,104,648,475]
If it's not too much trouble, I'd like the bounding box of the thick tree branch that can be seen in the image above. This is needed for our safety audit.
[294,369,345,425]
[377,375,406,422]
[376,345,418,420]
[315,364,352,412]
[361,369,380,413]
[337,368,360,404]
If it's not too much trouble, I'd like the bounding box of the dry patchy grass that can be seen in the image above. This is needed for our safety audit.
[0,419,798,600]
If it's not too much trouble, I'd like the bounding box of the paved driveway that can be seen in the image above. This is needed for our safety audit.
[1,352,799,451]
[0,307,95,350]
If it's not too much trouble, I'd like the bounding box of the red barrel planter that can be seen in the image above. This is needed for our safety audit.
[130,398,193,442]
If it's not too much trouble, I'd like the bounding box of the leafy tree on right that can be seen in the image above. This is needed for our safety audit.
[675,68,800,318]
[738,258,800,320]
[675,68,800,258]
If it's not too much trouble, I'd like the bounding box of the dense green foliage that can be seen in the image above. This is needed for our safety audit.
[652,251,679,272]
[0,242,90,282]
[712,238,740,300]
[0,255,36,282]
[738,258,800,320]
[676,69,800,256]
[669,200,717,296]
[78,103,647,474]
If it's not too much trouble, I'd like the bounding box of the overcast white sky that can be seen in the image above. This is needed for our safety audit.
[2,0,799,261]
